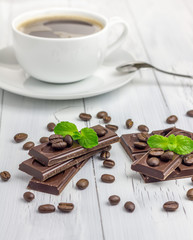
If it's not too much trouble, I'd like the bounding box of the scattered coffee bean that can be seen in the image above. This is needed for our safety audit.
[101,174,115,183]
[183,154,193,166]
[76,179,89,190]
[124,201,135,212]
[49,134,63,144]
[14,133,28,143]
[47,122,56,131]
[103,116,111,123]
[187,110,193,117]
[166,115,178,124]
[149,148,164,157]
[39,137,49,143]
[105,124,118,132]
[100,150,110,160]
[58,203,74,213]
[163,201,179,211]
[23,192,35,202]
[138,125,149,132]
[79,113,92,121]
[160,151,174,162]
[103,145,112,151]
[23,141,35,150]
[187,188,193,200]
[64,135,73,147]
[109,195,120,205]
[191,176,193,182]
[103,160,115,168]
[97,111,108,119]
[38,204,55,213]
[52,141,67,150]
[94,126,107,137]
[0,171,11,181]
[134,142,147,149]
[137,132,149,142]
[126,119,133,129]
[147,157,160,167]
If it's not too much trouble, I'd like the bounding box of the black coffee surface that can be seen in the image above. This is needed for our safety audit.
[18,16,103,38]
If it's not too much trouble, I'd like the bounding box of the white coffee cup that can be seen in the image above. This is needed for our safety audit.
[12,8,128,83]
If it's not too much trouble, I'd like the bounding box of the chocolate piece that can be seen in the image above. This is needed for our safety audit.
[20,148,106,181]
[29,125,119,166]
[121,127,193,183]
[28,159,89,195]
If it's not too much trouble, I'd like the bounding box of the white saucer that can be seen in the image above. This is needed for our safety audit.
[0,46,136,100]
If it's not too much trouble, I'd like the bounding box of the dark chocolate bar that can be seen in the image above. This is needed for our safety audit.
[27,158,89,195]
[29,125,119,166]
[19,147,106,181]
[121,127,193,183]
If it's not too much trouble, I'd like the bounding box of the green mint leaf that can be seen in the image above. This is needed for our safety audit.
[174,135,193,155]
[72,132,81,140]
[168,134,177,151]
[54,121,79,137]
[78,128,98,148]
[147,135,168,150]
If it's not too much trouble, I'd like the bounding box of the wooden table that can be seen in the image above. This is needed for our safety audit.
[1,0,193,239]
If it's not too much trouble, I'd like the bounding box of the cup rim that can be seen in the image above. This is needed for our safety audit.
[12,8,108,41]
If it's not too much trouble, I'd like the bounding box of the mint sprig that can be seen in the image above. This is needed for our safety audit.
[54,121,98,149]
[147,134,193,155]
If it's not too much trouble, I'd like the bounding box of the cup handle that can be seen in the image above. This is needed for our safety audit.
[106,17,128,56]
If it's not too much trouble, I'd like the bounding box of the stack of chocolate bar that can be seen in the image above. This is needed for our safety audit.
[19,125,119,195]
[121,127,193,183]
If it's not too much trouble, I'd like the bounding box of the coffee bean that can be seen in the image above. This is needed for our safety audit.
[94,126,107,137]
[97,111,108,119]
[49,134,63,144]
[52,141,67,150]
[58,203,74,213]
[39,137,49,143]
[187,188,193,200]
[103,116,111,123]
[14,133,28,143]
[47,122,56,131]
[23,141,35,150]
[105,124,118,132]
[147,157,160,167]
[149,148,164,157]
[163,201,179,211]
[103,160,115,168]
[38,204,55,213]
[138,125,149,132]
[0,171,11,181]
[124,201,135,212]
[183,154,193,166]
[126,119,133,129]
[160,151,174,162]
[134,142,147,149]
[187,110,193,117]
[64,135,73,147]
[191,176,193,182]
[101,174,115,183]
[100,151,110,160]
[103,145,112,151]
[76,179,89,190]
[166,115,178,124]
[109,195,120,205]
[23,192,35,202]
[137,132,149,142]
[79,113,92,121]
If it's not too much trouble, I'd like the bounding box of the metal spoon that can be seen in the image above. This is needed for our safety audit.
[116,61,193,79]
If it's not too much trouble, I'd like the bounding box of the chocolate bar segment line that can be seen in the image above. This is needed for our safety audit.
[29,125,119,166]
[19,147,107,181]
[27,158,89,195]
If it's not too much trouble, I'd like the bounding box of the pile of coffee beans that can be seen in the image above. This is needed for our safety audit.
[48,134,73,150]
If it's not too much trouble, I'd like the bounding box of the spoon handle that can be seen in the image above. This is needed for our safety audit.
[152,66,193,79]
